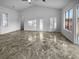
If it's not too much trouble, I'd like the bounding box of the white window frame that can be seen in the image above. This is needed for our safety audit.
[64,8,73,32]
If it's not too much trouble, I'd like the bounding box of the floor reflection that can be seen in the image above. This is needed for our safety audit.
[0,31,79,59]
[28,35,33,42]
[53,35,57,43]
[39,32,43,41]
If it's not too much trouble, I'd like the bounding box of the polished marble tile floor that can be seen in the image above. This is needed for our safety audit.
[0,31,79,59]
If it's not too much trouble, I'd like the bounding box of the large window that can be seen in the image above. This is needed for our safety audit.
[65,9,73,31]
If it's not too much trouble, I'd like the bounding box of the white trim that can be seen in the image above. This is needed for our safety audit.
[64,8,73,33]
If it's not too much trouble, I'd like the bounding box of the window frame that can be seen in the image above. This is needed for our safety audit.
[64,8,73,32]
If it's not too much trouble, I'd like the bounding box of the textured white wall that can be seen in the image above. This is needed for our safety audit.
[0,6,20,34]
[21,6,61,32]
[61,1,77,43]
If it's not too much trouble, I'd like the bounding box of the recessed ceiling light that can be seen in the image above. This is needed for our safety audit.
[28,0,32,4]
[28,0,31,3]
[22,0,32,4]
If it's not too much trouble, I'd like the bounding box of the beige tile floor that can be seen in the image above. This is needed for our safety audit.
[0,31,79,59]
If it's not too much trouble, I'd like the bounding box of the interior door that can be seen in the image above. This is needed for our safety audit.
[0,14,1,26]
[39,19,43,31]
[50,17,57,31]
[0,13,2,33]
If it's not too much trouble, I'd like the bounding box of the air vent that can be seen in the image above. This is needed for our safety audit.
[22,0,28,1]
[42,0,46,2]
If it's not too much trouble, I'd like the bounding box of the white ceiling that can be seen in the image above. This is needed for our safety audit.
[0,0,75,11]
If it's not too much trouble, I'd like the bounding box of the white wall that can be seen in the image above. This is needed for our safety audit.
[21,6,61,32]
[0,6,20,34]
[61,1,77,43]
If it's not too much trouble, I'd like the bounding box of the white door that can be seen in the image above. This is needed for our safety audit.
[39,19,43,31]
[50,17,57,31]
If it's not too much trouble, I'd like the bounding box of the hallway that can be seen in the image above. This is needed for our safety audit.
[0,31,79,59]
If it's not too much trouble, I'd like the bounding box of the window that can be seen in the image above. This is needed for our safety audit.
[65,9,73,31]
[2,13,8,27]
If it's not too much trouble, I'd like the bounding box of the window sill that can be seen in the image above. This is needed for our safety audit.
[64,29,72,33]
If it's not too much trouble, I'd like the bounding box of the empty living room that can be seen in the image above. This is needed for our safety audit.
[0,0,79,59]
